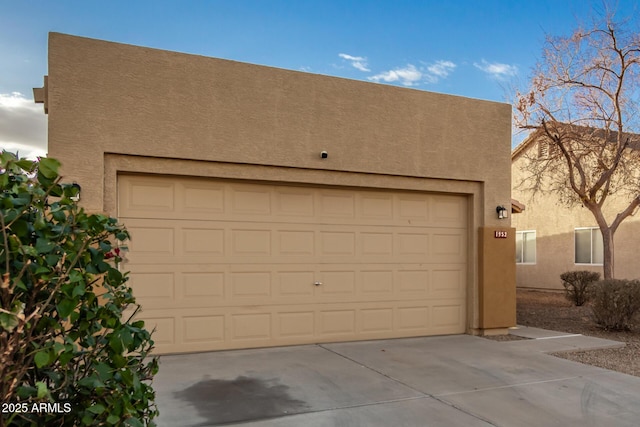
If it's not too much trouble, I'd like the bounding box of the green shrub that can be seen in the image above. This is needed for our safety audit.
[0,153,158,426]
[560,270,600,306]
[590,279,640,331]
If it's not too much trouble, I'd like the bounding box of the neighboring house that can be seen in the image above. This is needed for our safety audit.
[35,33,514,354]
[511,127,640,290]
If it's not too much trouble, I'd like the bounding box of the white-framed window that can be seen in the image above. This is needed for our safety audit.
[516,230,536,264]
[575,227,603,265]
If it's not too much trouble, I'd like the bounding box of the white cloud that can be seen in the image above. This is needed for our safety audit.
[426,60,456,78]
[0,92,47,159]
[474,60,518,79]
[368,60,456,87]
[368,64,422,86]
[338,53,370,72]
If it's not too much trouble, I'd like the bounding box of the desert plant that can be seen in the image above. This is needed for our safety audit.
[590,279,640,331]
[0,152,158,426]
[560,271,600,306]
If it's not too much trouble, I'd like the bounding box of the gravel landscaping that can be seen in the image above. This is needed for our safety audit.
[517,289,640,377]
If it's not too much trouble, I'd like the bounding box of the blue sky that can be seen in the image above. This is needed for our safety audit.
[1,0,638,158]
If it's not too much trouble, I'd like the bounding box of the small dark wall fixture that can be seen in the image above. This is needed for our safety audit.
[496,205,508,219]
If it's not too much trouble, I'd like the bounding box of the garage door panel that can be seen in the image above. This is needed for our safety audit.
[397,196,430,222]
[431,232,467,264]
[359,194,394,220]
[318,309,356,336]
[120,178,176,217]
[318,271,356,296]
[231,312,272,342]
[276,271,315,297]
[432,232,465,254]
[125,225,466,267]
[432,268,465,299]
[183,315,225,344]
[318,192,356,218]
[182,185,225,214]
[135,300,466,353]
[274,190,315,217]
[119,175,468,353]
[397,233,429,256]
[432,304,465,331]
[396,270,430,294]
[120,175,468,227]
[125,225,175,255]
[431,196,468,228]
[231,229,271,255]
[230,186,272,215]
[140,315,176,350]
[127,272,175,307]
[183,228,225,255]
[127,263,466,310]
[128,266,226,309]
[183,272,225,299]
[278,230,315,255]
[397,306,430,331]
[276,311,315,339]
[360,233,394,256]
[360,270,394,294]
[320,231,356,255]
[229,271,272,298]
[360,308,394,333]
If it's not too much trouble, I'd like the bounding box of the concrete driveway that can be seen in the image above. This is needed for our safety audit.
[153,327,640,426]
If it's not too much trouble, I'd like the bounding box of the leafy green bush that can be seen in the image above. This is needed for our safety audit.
[560,271,600,306]
[0,153,158,426]
[590,279,640,331]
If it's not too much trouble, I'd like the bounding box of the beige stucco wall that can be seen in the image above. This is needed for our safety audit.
[478,226,516,333]
[43,32,513,332]
[512,148,640,289]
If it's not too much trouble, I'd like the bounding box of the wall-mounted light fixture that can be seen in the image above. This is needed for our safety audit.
[496,205,508,219]
[70,183,81,202]
[320,151,328,159]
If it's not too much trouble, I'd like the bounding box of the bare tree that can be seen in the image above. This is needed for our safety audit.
[515,10,640,279]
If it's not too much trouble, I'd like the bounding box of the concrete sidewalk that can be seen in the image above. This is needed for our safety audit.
[153,327,639,426]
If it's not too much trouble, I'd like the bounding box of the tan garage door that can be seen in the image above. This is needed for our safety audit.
[118,174,468,354]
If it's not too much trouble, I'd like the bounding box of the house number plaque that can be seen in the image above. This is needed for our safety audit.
[494,231,508,238]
